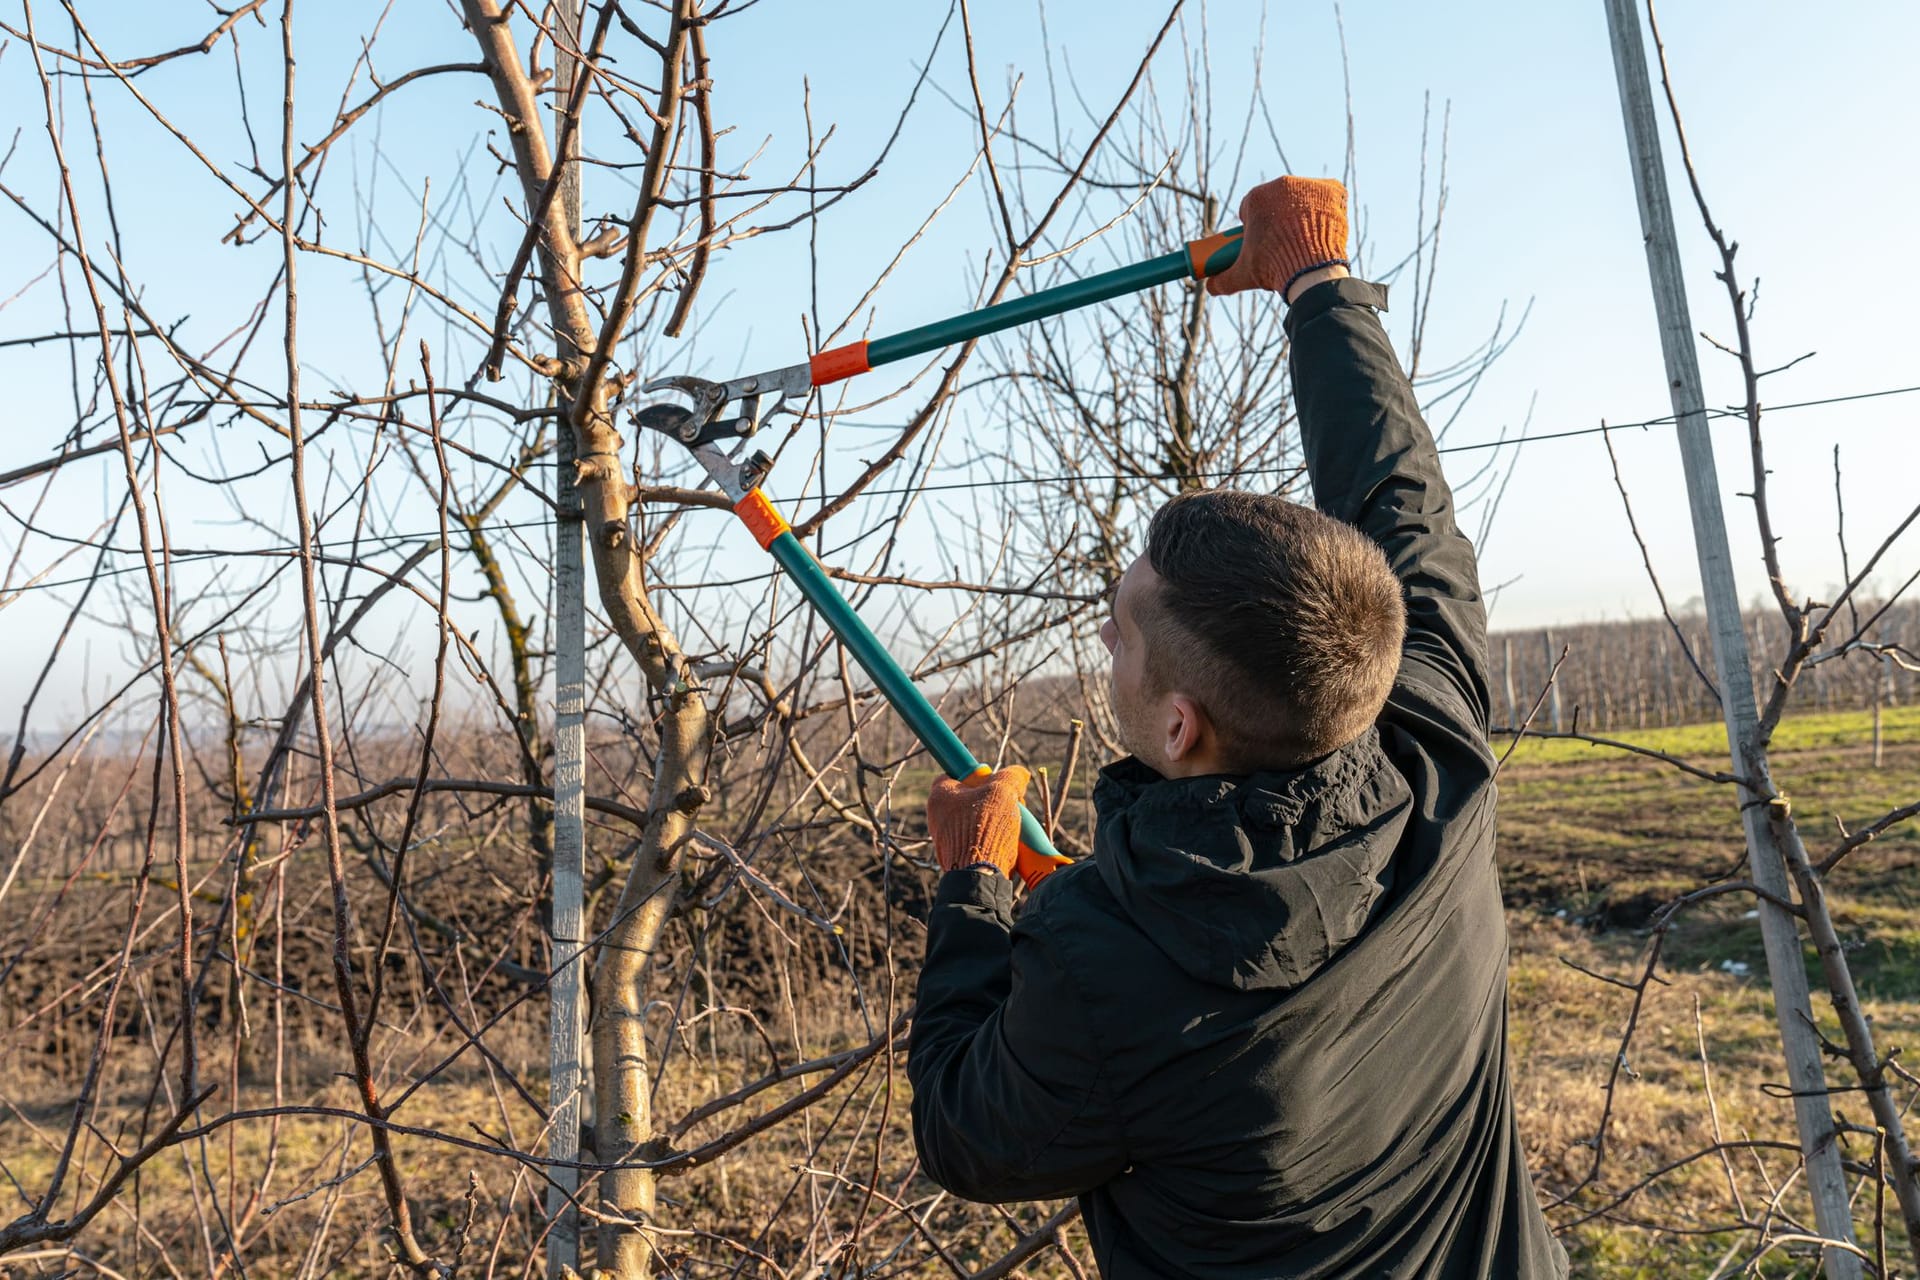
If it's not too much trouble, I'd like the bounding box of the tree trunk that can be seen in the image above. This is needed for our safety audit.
[461,2,710,1272]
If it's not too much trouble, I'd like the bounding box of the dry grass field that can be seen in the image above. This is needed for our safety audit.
[1,709,1915,1277]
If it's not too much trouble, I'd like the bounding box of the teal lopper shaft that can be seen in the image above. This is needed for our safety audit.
[805,227,1244,386]
[763,529,1068,867]
[868,227,1242,368]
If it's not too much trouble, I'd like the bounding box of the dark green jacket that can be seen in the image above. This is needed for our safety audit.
[908,279,1567,1278]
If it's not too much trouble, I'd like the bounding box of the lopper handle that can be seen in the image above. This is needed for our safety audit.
[730,491,1074,884]
[807,225,1244,387]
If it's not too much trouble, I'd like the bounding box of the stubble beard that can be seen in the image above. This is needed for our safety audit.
[1110,678,1165,776]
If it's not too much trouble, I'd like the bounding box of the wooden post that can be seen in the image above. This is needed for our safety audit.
[1655,629,1672,726]
[1601,1,1859,1270]
[1502,635,1518,727]
[1543,630,1564,732]
[1631,632,1646,728]
[1597,629,1611,729]
[547,3,587,1272]
[1873,656,1887,770]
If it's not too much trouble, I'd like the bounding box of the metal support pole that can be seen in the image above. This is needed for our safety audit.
[547,2,587,1272]
[1600,2,1859,1272]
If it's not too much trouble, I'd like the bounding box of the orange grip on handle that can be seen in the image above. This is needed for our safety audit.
[1014,840,1070,891]
[1186,229,1243,279]
[809,340,871,386]
[733,489,790,550]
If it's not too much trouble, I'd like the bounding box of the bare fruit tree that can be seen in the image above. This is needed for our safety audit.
[0,3,1532,1277]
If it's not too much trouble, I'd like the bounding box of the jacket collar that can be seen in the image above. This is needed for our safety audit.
[1089,729,1411,991]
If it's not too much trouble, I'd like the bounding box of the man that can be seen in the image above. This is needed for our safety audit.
[906,176,1567,1278]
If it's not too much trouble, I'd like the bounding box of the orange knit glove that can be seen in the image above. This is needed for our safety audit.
[1205,176,1349,300]
[927,766,1031,879]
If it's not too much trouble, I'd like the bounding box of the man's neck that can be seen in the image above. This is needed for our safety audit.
[1157,751,1240,780]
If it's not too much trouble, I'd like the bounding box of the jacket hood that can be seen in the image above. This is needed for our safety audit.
[1092,729,1413,992]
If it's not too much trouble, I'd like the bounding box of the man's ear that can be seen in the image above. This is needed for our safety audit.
[1163,693,1212,765]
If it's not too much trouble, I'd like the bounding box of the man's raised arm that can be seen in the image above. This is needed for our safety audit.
[1210,177,1493,731]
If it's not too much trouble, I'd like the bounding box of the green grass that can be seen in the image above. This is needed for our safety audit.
[1496,709,1919,901]
[1496,704,1920,767]
[1567,1225,1795,1278]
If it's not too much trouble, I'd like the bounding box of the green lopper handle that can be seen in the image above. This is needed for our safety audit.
[806,226,1244,387]
[757,523,1071,881]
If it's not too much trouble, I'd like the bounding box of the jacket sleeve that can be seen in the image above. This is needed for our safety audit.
[907,868,1127,1203]
[1284,277,1492,732]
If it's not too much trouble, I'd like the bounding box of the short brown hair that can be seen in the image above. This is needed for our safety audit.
[1138,489,1405,769]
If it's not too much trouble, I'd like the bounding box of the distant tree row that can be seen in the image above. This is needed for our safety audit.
[1490,600,1918,733]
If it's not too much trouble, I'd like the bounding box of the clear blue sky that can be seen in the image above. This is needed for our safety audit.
[4,1,1917,725]
[727,0,1920,629]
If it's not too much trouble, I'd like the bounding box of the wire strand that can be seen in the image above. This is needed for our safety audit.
[6,381,1916,599]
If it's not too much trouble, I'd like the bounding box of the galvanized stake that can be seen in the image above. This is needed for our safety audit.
[1601,2,1859,1272]
[547,1,587,1271]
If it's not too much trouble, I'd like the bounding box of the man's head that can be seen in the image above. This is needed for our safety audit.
[1099,489,1406,776]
